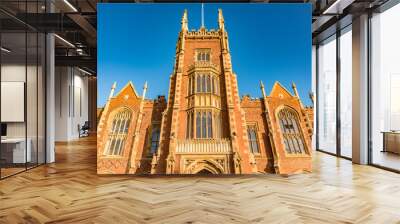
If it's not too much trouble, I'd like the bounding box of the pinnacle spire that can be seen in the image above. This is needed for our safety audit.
[291,81,299,98]
[260,80,266,98]
[142,81,148,99]
[181,9,188,31]
[218,8,224,30]
[108,82,117,100]
[309,91,315,104]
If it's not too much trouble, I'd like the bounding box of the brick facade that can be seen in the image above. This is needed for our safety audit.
[97,9,313,175]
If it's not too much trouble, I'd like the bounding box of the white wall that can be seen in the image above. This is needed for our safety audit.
[1,65,40,138]
[1,63,46,164]
[55,67,89,141]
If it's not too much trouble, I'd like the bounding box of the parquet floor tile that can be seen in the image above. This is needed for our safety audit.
[1,136,400,223]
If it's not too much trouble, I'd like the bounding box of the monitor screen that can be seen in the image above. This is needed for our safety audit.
[1,123,7,137]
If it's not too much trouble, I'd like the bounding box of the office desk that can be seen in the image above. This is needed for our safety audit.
[1,138,31,163]
[382,131,400,154]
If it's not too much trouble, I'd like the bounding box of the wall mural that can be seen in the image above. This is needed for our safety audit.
[97,4,313,175]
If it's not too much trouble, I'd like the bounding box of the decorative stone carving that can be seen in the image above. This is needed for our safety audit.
[249,153,258,173]
[233,152,242,174]
[151,153,158,174]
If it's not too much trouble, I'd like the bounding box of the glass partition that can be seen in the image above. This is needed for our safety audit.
[339,26,352,158]
[317,35,337,154]
[1,30,28,177]
[0,1,46,179]
[27,30,38,169]
[370,3,400,171]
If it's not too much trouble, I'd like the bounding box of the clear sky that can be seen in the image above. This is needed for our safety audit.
[98,3,312,107]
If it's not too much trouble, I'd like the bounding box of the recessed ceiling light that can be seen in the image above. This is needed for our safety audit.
[54,34,75,48]
[78,67,93,76]
[1,47,11,53]
[63,0,78,12]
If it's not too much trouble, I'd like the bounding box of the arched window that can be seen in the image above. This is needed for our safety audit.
[202,75,206,92]
[150,128,160,154]
[194,110,215,139]
[212,77,215,94]
[186,112,193,139]
[206,75,211,93]
[105,108,132,156]
[215,78,219,95]
[192,76,195,95]
[247,126,260,154]
[277,107,306,154]
[196,75,201,93]
[196,50,211,62]
[207,112,213,138]
[202,112,207,138]
[191,112,194,138]
[196,112,201,138]
[188,77,192,95]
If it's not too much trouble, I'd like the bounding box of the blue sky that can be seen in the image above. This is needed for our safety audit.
[98,3,311,106]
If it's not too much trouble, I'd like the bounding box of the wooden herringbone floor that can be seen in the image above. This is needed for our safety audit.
[1,136,400,224]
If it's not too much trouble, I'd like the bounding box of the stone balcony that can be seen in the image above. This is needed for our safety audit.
[176,139,232,154]
[187,61,220,74]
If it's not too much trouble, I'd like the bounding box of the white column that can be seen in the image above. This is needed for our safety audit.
[46,32,55,163]
[352,14,369,164]
[311,45,317,150]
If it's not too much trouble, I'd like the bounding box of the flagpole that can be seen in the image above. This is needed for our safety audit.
[201,3,204,28]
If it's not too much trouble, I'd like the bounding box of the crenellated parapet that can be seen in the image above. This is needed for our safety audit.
[186,28,222,39]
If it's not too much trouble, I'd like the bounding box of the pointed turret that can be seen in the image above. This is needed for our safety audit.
[260,80,266,98]
[309,91,315,105]
[108,82,117,100]
[218,9,230,53]
[142,81,148,99]
[181,9,188,31]
[218,9,225,30]
[292,82,299,98]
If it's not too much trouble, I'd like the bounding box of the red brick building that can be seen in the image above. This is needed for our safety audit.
[97,9,313,175]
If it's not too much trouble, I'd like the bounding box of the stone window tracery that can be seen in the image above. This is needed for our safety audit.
[187,110,222,139]
[207,112,213,138]
[150,128,160,154]
[104,108,132,156]
[277,107,306,154]
[196,75,201,93]
[247,125,260,154]
[196,49,211,62]
[196,112,201,138]
[192,73,219,94]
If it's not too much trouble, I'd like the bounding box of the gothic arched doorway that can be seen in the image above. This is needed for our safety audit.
[196,169,214,175]
[185,159,225,174]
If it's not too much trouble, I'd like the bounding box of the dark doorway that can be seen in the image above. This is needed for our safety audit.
[197,169,214,175]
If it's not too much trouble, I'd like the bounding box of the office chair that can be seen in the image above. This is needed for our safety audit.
[79,121,90,138]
